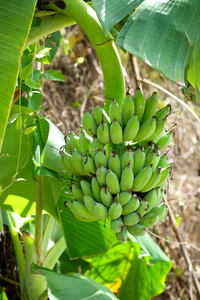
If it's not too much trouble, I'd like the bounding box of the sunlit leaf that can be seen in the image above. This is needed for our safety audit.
[35,47,51,58]
[45,69,65,82]
[86,234,172,300]
[20,64,33,80]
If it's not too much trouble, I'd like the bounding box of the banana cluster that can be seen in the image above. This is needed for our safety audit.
[60,90,172,243]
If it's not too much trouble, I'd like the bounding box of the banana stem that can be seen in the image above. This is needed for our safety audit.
[35,176,43,262]
[9,227,26,298]
[42,215,55,258]
[22,231,37,292]
[42,236,66,269]
[45,0,125,111]
[25,13,76,48]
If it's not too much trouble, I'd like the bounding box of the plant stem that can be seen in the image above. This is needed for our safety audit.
[35,176,43,263]
[9,227,26,297]
[45,0,126,111]
[42,215,55,258]
[22,230,37,298]
[25,13,75,48]
[42,236,66,269]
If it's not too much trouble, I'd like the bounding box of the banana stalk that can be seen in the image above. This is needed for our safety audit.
[45,0,125,111]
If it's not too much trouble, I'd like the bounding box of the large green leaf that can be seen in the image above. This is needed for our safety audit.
[93,0,200,91]
[86,234,172,300]
[32,264,118,300]
[92,0,143,34]
[0,0,37,151]
[57,187,115,259]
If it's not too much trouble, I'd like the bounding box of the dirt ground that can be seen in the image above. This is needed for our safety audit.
[1,25,200,299]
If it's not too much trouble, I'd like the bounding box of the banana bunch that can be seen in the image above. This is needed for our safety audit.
[60,90,173,243]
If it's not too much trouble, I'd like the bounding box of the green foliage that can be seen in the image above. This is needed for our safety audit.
[93,0,200,99]
[32,264,118,300]
[86,234,172,300]
[0,0,37,151]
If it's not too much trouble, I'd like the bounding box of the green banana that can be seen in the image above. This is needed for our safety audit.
[115,226,128,243]
[122,194,140,215]
[68,131,81,152]
[82,155,96,175]
[79,129,92,155]
[108,201,123,220]
[157,153,168,168]
[97,119,110,144]
[139,167,162,193]
[132,164,153,192]
[108,151,121,180]
[67,200,96,219]
[91,176,101,203]
[123,212,141,226]
[71,182,84,203]
[138,212,159,228]
[155,131,173,149]
[136,199,149,217]
[155,187,163,207]
[80,180,94,199]
[96,165,107,186]
[140,92,158,125]
[120,161,134,191]
[110,217,124,233]
[133,146,146,176]
[122,93,135,127]
[132,89,145,122]
[150,203,168,221]
[82,112,97,137]
[64,135,73,154]
[123,113,140,141]
[158,205,168,222]
[100,186,113,207]
[92,105,110,126]
[109,99,122,125]
[110,119,123,144]
[134,117,157,142]
[144,189,158,213]
[95,149,107,168]
[73,214,97,222]
[144,150,160,170]
[83,195,96,214]
[118,190,132,206]
[146,119,166,141]
[155,104,171,121]
[90,137,104,159]
[71,150,87,176]
[106,169,120,194]
[154,165,172,188]
[62,151,81,176]
[93,202,108,220]
[121,149,134,171]
[127,224,146,236]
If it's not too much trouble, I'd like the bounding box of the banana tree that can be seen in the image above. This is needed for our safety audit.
[0,0,178,299]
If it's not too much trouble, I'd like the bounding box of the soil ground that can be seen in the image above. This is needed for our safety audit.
[1,25,200,299]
